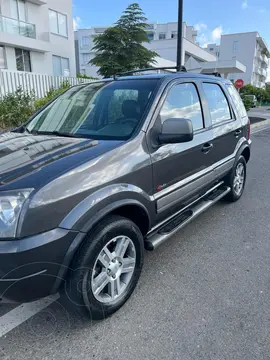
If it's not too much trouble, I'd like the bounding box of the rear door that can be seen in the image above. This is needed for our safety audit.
[200,81,243,180]
[148,79,215,218]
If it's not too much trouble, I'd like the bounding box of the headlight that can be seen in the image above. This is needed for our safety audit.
[0,190,32,238]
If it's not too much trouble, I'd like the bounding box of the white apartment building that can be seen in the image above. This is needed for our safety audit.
[0,0,76,76]
[206,32,269,88]
[74,22,216,78]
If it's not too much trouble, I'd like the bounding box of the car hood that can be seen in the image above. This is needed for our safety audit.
[0,132,123,187]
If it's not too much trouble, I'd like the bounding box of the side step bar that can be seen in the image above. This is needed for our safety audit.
[145,186,231,251]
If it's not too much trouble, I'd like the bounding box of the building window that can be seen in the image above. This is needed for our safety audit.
[0,47,6,69]
[233,41,238,52]
[81,36,90,47]
[82,53,90,64]
[49,10,68,37]
[171,31,178,39]
[11,0,26,21]
[159,33,166,40]
[209,47,214,51]
[15,48,31,72]
[202,83,231,124]
[147,33,154,41]
[53,55,70,76]
[160,83,204,131]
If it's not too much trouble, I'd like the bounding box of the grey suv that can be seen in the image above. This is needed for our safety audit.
[0,72,251,319]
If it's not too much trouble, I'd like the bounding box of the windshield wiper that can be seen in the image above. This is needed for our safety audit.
[30,130,88,139]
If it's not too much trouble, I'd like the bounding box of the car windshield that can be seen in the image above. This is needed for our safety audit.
[26,79,159,140]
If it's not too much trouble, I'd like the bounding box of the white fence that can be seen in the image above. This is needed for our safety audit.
[0,70,92,99]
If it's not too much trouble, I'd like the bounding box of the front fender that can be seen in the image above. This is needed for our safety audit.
[59,184,155,233]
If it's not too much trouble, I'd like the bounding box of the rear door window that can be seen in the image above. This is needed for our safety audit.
[202,83,232,124]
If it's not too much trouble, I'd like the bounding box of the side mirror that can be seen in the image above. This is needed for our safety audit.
[158,118,194,144]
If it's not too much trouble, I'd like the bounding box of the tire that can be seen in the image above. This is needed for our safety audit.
[224,155,247,202]
[65,215,144,320]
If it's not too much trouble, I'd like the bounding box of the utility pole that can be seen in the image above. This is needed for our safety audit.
[176,0,183,72]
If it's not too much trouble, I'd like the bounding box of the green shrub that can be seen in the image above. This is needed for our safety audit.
[241,96,253,112]
[0,88,35,129]
[0,81,72,130]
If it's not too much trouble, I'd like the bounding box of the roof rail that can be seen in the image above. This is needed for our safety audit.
[203,72,222,77]
[113,66,187,79]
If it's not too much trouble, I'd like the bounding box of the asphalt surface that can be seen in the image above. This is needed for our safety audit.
[248,106,270,123]
[1,125,270,360]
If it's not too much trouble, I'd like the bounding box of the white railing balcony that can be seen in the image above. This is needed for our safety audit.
[0,14,36,39]
[257,53,263,62]
[261,68,267,79]
[262,54,269,64]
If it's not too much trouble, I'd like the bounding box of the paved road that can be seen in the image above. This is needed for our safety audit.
[1,125,270,360]
[248,106,270,121]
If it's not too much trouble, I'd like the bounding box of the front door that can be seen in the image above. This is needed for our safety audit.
[149,80,215,220]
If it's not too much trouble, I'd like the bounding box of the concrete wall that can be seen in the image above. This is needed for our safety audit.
[0,0,76,76]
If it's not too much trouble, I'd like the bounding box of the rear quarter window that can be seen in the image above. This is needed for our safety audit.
[226,84,247,118]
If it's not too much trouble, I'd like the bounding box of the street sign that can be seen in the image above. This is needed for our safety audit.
[235,79,244,89]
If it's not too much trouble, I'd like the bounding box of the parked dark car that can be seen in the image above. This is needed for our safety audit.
[0,72,251,319]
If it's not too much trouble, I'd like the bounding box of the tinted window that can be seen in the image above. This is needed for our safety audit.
[227,84,247,118]
[202,83,231,124]
[160,83,204,131]
[27,79,158,140]
[108,90,138,123]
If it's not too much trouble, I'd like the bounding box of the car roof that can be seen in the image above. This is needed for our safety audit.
[77,73,232,87]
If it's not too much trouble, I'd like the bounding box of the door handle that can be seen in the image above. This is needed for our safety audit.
[234,129,242,137]
[201,143,213,154]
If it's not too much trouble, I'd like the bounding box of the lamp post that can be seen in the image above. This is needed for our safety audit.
[176,0,183,71]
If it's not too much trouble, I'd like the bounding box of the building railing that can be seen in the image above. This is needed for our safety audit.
[261,68,267,79]
[262,54,269,64]
[0,69,93,99]
[256,52,263,62]
[0,14,36,39]
[254,66,262,75]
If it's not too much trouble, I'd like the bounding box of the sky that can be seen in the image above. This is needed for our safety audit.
[73,0,270,80]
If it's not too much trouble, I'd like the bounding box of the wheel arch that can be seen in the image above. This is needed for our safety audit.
[52,199,151,294]
[241,146,250,163]
[234,141,251,165]
[79,199,151,236]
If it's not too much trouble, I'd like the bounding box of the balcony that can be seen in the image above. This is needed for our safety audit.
[256,53,263,62]
[0,15,50,53]
[0,14,36,38]
[261,68,267,79]
[262,54,269,64]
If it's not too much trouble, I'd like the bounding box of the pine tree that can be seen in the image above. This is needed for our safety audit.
[90,3,158,78]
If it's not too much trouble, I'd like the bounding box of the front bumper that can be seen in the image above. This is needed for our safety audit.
[0,228,78,303]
